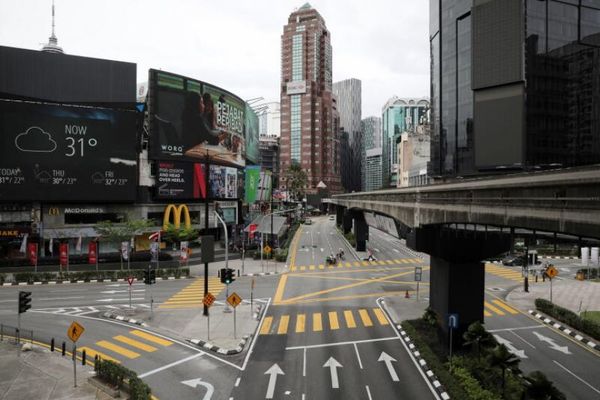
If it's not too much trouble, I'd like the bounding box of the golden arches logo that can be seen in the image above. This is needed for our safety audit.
[48,207,60,216]
[163,204,191,231]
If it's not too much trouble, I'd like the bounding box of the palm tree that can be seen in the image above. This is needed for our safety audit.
[463,321,495,361]
[487,344,521,399]
[523,371,566,400]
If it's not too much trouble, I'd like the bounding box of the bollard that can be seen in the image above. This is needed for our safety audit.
[61,341,66,356]
[50,338,55,352]
[237,269,240,277]
[82,349,86,365]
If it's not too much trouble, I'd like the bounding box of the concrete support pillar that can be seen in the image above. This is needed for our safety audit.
[430,257,484,348]
[353,211,368,252]
[510,226,515,253]
[335,205,344,228]
[342,210,353,235]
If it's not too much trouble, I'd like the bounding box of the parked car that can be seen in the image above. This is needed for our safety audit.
[502,255,524,266]
[328,215,335,221]
[305,219,312,225]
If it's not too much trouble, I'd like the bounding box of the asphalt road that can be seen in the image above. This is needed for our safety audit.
[230,216,438,400]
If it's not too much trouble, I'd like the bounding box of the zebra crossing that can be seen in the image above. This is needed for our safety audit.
[259,307,391,335]
[32,304,151,316]
[483,299,520,317]
[78,328,173,364]
[485,264,524,282]
[159,277,225,309]
[289,258,423,272]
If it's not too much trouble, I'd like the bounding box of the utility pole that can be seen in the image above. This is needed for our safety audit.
[203,150,210,317]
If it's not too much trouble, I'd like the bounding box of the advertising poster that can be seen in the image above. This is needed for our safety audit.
[59,243,69,267]
[180,241,189,261]
[121,241,129,261]
[0,100,137,202]
[27,243,38,266]
[244,104,259,164]
[88,241,97,264]
[150,242,159,262]
[149,70,246,167]
[244,166,260,204]
[156,161,239,200]
[257,170,272,202]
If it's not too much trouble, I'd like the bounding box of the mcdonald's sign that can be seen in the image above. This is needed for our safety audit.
[48,207,60,216]
[163,204,192,231]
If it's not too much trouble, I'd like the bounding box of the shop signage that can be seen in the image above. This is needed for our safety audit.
[163,204,191,230]
[0,228,29,238]
[287,80,306,95]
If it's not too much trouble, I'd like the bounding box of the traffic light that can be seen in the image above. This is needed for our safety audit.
[144,268,150,285]
[150,269,156,284]
[144,267,156,285]
[220,268,227,284]
[224,268,235,285]
[18,291,31,314]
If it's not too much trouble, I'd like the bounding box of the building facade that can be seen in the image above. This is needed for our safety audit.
[279,3,341,195]
[259,134,280,180]
[333,78,363,192]
[382,97,429,187]
[397,125,431,188]
[361,116,383,191]
[430,0,600,178]
[258,101,281,137]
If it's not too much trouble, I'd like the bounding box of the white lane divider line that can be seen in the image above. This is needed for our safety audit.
[365,385,373,400]
[234,377,241,387]
[553,360,600,395]
[353,342,363,369]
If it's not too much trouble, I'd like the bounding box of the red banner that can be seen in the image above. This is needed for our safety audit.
[249,224,257,240]
[88,241,97,265]
[59,243,69,267]
[27,243,38,266]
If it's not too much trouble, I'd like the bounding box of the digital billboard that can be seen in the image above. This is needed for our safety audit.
[0,100,137,202]
[148,69,246,167]
[156,161,241,200]
[245,104,259,164]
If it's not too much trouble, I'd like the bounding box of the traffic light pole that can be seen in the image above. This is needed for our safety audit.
[203,152,210,317]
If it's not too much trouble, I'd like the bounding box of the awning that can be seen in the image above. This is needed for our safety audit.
[244,216,288,236]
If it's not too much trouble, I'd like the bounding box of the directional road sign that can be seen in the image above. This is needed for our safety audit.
[448,313,459,330]
[203,292,216,308]
[227,292,242,308]
[67,321,85,342]
[414,266,422,282]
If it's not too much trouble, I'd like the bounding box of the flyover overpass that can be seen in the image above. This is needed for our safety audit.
[326,166,600,342]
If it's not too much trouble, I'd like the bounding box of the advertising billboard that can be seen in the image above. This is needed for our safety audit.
[156,161,240,200]
[245,166,272,203]
[0,100,137,202]
[148,69,246,167]
[245,104,259,164]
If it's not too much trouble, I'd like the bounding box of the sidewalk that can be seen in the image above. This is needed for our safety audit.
[507,278,600,314]
[0,341,111,399]
[186,256,288,277]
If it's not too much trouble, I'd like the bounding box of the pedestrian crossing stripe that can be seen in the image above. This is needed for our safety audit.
[77,329,172,364]
[484,299,519,316]
[289,258,424,272]
[159,278,225,308]
[485,264,523,282]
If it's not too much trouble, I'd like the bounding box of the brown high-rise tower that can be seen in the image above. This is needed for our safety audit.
[279,3,341,197]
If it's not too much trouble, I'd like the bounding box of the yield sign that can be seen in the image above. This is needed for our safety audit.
[127,276,134,286]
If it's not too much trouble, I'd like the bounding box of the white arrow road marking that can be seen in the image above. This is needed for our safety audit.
[393,249,400,253]
[373,248,380,252]
[101,290,145,294]
[378,352,399,382]
[264,363,284,399]
[97,297,145,302]
[323,357,343,389]
[181,378,214,400]
[493,334,528,358]
[532,331,571,354]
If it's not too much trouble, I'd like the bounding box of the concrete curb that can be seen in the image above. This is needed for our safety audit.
[102,311,147,327]
[541,256,580,260]
[1,275,192,287]
[377,298,450,400]
[528,310,598,352]
[186,304,263,355]
[188,334,252,355]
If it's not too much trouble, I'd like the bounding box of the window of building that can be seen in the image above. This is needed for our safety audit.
[65,213,125,225]
[292,34,304,81]
[291,95,302,164]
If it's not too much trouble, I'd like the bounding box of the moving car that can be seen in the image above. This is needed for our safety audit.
[502,254,524,266]
[305,219,312,225]
[328,215,335,221]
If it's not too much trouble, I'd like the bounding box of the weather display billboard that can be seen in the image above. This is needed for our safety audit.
[156,161,241,200]
[245,104,259,164]
[0,100,137,202]
[148,69,246,167]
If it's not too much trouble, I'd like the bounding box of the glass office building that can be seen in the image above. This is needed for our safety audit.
[430,0,600,178]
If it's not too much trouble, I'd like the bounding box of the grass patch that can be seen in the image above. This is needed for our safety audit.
[581,310,600,324]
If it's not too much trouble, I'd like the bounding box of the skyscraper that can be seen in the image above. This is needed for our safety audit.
[362,116,383,191]
[381,97,429,187]
[333,78,363,192]
[430,0,600,178]
[279,3,341,195]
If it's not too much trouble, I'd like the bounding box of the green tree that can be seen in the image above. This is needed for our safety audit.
[94,218,154,243]
[162,224,199,244]
[285,163,308,202]
[523,371,566,400]
[487,344,521,399]
[463,321,495,361]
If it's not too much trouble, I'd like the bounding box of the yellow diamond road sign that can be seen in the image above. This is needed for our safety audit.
[264,245,272,254]
[203,292,216,307]
[227,292,243,308]
[68,321,85,342]
[546,265,558,279]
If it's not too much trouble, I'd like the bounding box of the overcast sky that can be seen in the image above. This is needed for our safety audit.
[0,0,429,117]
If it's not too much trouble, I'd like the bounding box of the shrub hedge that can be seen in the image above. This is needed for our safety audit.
[451,365,500,400]
[535,298,600,341]
[94,358,151,399]
[1,268,189,284]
